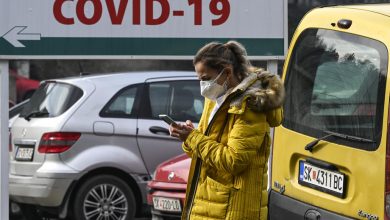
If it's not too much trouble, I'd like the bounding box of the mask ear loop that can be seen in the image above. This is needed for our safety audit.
[212,68,226,83]
[222,67,233,91]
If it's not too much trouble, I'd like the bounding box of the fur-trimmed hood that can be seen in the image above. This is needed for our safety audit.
[229,69,285,112]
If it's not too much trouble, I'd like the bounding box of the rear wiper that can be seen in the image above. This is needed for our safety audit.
[305,130,375,152]
[24,110,49,121]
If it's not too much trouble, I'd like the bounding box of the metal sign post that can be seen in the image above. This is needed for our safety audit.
[0,61,9,220]
[267,60,278,75]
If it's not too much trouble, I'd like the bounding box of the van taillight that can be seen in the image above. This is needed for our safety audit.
[386,114,390,219]
[38,132,81,154]
[386,154,390,219]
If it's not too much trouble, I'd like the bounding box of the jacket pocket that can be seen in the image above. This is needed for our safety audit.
[192,176,232,219]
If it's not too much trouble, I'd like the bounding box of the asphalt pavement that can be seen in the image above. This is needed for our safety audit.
[10,217,151,220]
[10,202,152,220]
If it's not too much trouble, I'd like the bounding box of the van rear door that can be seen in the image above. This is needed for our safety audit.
[270,27,388,219]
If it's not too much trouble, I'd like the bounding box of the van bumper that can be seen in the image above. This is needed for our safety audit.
[9,174,73,207]
[268,190,354,220]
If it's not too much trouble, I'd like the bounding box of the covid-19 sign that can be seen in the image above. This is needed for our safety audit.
[0,0,287,59]
[53,0,231,26]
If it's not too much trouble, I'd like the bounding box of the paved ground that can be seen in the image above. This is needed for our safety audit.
[10,216,151,220]
[10,203,152,220]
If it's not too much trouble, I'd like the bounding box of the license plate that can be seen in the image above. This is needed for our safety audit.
[153,197,181,212]
[298,160,345,198]
[15,147,34,161]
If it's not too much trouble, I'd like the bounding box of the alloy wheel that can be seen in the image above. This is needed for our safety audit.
[83,183,128,220]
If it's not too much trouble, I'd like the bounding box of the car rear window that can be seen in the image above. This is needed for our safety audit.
[20,82,83,118]
[283,28,388,151]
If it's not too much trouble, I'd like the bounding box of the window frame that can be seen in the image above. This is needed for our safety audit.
[138,79,203,123]
[99,83,143,119]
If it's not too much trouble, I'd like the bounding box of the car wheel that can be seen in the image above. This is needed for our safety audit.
[17,203,41,220]
[9,201,23,220]
[152,213,165,220]
[72,175,136,220]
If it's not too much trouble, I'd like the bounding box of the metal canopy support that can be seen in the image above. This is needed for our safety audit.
[0,60,9,220]
[267,60,278,75]
[266,59,278,190]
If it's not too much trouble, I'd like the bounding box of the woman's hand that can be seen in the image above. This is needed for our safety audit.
[169,120,194,142]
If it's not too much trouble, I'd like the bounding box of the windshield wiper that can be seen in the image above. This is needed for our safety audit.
[305,130,375,152]
[24,110,49,121]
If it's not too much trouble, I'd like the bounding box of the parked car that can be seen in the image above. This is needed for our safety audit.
[8,99,30,220]
[9,71,204,220]
[147,153,190,219]
[9,99,30,128]
[9,100,15,108]
[9,98,30,163]
[269,4,390,220]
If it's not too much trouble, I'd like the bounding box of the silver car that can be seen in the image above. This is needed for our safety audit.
[9,71,203,220]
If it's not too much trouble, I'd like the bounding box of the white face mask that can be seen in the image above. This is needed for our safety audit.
[200,69,228,101]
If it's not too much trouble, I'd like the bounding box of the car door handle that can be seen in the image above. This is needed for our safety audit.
[149,126,170,135]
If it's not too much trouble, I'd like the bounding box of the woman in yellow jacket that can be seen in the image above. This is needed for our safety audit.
[170,41,284,220]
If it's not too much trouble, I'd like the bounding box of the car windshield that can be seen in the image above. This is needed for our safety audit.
[283,28,388,151]
[20,82,83,118]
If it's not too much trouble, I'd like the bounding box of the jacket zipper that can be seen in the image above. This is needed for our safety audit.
[185,93,239,220]
[258,132,269,219]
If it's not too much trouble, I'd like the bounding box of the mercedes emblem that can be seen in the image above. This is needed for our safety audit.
[21,128,27,137]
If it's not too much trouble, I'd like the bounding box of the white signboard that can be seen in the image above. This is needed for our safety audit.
[0,0,287,59]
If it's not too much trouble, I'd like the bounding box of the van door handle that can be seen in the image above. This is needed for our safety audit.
[149,126,170,135]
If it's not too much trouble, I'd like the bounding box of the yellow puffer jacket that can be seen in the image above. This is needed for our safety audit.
[181,71,284,220]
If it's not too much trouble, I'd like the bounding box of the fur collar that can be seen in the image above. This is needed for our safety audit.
[229,69,285,112]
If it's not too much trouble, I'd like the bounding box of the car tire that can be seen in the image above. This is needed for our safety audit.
[17,203,41,220]
[72,174,136,220]
[9,201,23,220]
[152,213,165,220]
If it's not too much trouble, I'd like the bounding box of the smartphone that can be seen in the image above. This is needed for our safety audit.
[158,114,178,126]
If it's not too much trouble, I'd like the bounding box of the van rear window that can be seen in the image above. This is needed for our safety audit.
[283,28,388,151]
[20,82,83,118]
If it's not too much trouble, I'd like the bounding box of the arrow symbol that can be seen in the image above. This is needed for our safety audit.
[2,26,41,48]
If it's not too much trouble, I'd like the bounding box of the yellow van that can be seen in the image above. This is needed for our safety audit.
[269,4,390,220]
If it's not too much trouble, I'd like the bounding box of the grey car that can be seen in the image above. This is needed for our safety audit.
[9,71,203,220]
